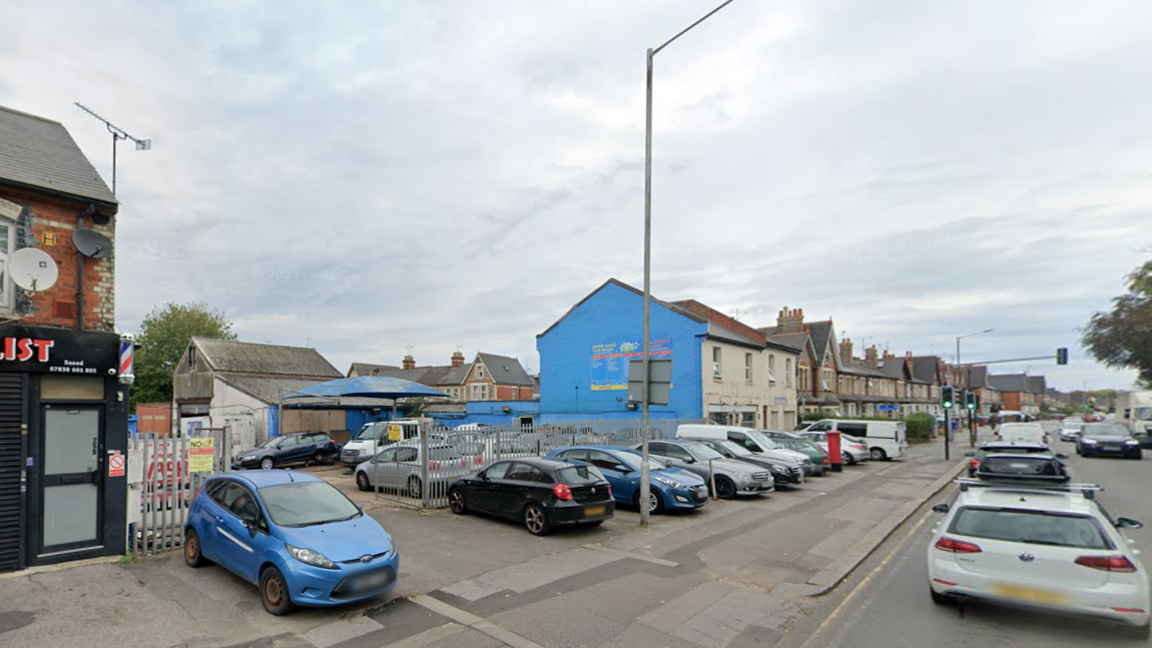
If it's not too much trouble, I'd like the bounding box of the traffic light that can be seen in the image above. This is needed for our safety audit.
[942,385,955,410]
[1056,347,1069,365]
[965,390,977,410]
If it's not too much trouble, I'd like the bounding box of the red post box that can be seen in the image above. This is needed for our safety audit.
[827,430,843,473]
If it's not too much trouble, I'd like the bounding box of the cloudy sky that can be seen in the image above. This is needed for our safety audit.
[2,1,1148,391]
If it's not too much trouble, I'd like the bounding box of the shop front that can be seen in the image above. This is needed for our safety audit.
[0,325,129,573]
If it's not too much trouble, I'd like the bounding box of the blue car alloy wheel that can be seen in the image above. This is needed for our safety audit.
[185,470,400,615]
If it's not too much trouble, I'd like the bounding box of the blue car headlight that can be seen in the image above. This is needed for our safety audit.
[1082,439,1098,444]
[286,544,337,570]
[653,476,687,490]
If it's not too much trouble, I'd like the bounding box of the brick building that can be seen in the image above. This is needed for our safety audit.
[0,105,130,573]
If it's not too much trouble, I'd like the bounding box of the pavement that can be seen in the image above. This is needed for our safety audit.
[788,423,1152,648]
[0,435,970,648]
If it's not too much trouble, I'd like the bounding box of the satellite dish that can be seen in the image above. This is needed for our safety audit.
[73,228,113,259]
[8,248,58,292]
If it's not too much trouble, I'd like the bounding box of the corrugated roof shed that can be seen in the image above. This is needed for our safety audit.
[0,105,117,208]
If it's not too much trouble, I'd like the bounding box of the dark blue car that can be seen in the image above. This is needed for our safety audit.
[184,470,399,615]
[546,445,708,513]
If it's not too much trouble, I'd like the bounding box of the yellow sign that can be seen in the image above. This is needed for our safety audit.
[387,424,402,441]
[189,437,215,473]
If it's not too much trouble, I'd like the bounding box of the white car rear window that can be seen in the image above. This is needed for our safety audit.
[950,507,1112,550]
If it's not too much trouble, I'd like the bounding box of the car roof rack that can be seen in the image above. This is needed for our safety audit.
[955,477,1102,498]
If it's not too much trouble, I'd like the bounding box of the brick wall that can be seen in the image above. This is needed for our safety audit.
[0,187,116,331]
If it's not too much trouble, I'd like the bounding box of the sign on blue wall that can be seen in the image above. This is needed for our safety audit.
[591,338,672,390]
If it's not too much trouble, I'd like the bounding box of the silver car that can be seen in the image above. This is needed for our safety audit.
[798,431,870,466]
[643,438,774,499]
[354,441,476,499]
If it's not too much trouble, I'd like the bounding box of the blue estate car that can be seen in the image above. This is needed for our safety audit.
[546,445,709,513]
[184,470,398,615]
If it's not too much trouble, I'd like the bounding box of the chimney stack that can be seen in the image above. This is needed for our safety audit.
[451,351,465,368]
[839,338,854,365]
[865,346,879,368]
[777,307,805,333]
[402,354,415,371]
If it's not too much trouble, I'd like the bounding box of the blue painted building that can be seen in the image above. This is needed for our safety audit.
[536,279,710,421]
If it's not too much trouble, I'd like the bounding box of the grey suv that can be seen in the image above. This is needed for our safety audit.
[641,439,774,499]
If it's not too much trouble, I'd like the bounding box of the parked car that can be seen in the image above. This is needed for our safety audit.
[184,470,398,615]
[973,453,1071,483]
[354,441,479,498]
[687,437,805,486]
[675,425,819,475]
[928,479,1149,637]
[1059,417,1085,442]
[447,457,615,535]
[640,438,774,498]
[964,441,1067,477]
[1077,424,1143,459]
[795,419,908,461]
[758,430,829,475]
[546,445,709,513]
[797,431,870,466]
[232,432,341,471]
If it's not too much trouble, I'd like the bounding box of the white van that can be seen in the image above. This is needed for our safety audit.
[796,419,908,461]
[997,422,1048,446]
[675,424,814,473]
[340,419,425,467]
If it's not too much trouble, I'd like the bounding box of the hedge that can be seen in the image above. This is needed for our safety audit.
[905,412,935,440]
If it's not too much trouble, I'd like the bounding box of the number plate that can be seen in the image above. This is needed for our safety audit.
[352,571,390,592]
[583,505,606,517]
[990,583,1065,604]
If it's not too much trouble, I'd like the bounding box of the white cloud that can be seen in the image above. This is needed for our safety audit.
[1,1,1148,390]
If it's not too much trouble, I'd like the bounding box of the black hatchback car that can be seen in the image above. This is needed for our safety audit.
[1077,423,1143,459]
[448,457,615,536]
[232,431,341,471]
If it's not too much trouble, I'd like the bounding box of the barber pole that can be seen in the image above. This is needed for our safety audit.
[119,334,135,384]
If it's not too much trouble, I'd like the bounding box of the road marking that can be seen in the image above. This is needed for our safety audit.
[382,622,467,648]
[797,505,934,648]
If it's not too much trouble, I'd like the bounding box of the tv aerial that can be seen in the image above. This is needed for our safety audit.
[74,102,152,195]
[7,248,59,292]
[72,228,113,259]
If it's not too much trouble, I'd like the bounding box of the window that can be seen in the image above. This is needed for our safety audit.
[506,463,543,482]
[712,347,722,379]
[587,450,622,471]
[785,359,793,387]
[476,364,485,379]
[768,355,776,384]
[949,507,1110,550]
[659,443,693,462]
[746,353,754,383]
[485,461,512,480]
[395,447,418,463]
[0,218,12,308]
[187,347,196,370]
[481,384,488,400]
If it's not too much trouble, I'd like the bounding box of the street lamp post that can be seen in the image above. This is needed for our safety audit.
[955,328,993,448]
[640,0,739,528]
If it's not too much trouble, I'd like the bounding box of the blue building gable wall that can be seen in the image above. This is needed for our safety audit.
[537,281,706,420]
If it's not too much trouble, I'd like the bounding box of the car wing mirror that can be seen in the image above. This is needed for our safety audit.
[614,464,631,473]
[1055,453,1068,460]
[963,452,975,457]
[932,503,950,514]
[242,518,259,537]
[1117,517,1144,530]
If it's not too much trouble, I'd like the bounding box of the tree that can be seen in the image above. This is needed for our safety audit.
[1083,258,1152,385]
[132,302,236,407]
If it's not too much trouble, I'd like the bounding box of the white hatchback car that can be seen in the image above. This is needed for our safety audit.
[928,482,1150,635]
[797,431,870,465]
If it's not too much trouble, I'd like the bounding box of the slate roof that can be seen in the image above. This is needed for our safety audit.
[347,363,400,377]
[0,105,117,208]
[988,374,1028,392]
[193,338,342,378]
[219,375,395,408]
[805,321,835,364]
[876,359,909,380]
[911,356,944,385]
[370,366,452,387]
[704,322,765,350]
[477,352,534,387]
[766,332,808,354]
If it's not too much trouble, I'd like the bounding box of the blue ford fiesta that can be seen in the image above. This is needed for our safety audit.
[184,470,398,615]
[546,445,709,513]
